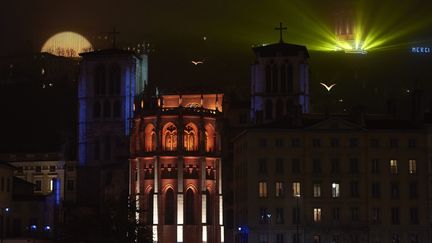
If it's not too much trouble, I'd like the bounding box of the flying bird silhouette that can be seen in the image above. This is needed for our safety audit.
[191,60,204,65]
[320,82,336,91]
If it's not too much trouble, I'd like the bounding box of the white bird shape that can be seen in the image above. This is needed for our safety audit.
[191,60,204,65]
[320,82,336,91]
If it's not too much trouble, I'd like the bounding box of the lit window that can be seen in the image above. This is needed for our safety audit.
[390,159,398,175]
[259,182,267,198]
[313,208,321,222]
[49,179,54,191]
[164,124,177,151]
[275,182,284,197]
[184,125,196,151]
[292,182,301,197]
[313,184,321,198]
[409,160,417,174]
[332,183,340,198]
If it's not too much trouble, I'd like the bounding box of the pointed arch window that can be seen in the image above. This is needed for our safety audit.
[93,101,101,118]
[265,99,273,120]
[272,65,278,93]
[103,100,111,118]
[276,99,283,119]
[94,64,106,95]
[164,124,177,151]
[184,125,196,151]
[185,188,195,225]
[205,124,216,152]
[145,124,157,152]
[265,65,271,93]
[165,188,175,225]
[113,100,121,118]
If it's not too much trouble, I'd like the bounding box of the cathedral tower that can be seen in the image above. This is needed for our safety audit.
[130,92,224,243]
[250,26,310,123]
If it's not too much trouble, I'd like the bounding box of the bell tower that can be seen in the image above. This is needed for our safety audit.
[251,23,310,123]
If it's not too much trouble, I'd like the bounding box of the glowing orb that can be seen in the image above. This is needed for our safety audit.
[41,31,93,57]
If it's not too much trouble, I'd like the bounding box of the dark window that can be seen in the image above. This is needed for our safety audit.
[258,159,267,174]
[67,180,74,191]
[35,180,42,191]
[372,182,380,198]
[350,158,359,174]
[408,139,416,148]
[292,207,300,224]
[0,177,4,192]
[349,138,358,147]
[35,166,41,173]
[265,100,273,120]
[410,208,418,224]
[94,64,106,95]
[276,158,284,174]
[276,208,284,224]
[275,138,284,147]
[259,207,270,224]
[280,64,286,93]
[272,65,278,93]
[313,159,322,174]
[390,138,398,148]
[265,65,271,93]
[6,178,10,192]
[49,166,56,172]
[409,182,418,199]
[312,139,321,148]
[259,138,267,147]
[93,101,101,118]
[372,208,381,224]
[103,100,111,118]
[330,138,339,148]
[392,233,400,243]
[391,182,400,199]
[350,181,359,197]
[292,159,300,174]
[292,138,300,147]
[147,189,154,224]
[113,100,121,118]
[286,64,293,94]
[391,208,400,224]
[275,99,283,119]
[371,139,379,148]
[185,189,195,224]
[110,64,121,95]
[104,137,111,161]
[94,140,100,161]
[276,233,284,243]
[331,159,340,174]
[351,207,359,221]
[371,159,380,174]
[409,233,418,243]
[206,189,213,224]
[164,188,175,225]
[332,208,340,221]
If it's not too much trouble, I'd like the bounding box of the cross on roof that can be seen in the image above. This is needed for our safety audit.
[275,22,287,43]
[108,27,120,48]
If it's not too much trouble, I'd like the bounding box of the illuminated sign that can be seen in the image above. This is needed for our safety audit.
[411,47,431,53]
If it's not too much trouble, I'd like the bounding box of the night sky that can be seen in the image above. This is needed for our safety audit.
[2,0,432,153]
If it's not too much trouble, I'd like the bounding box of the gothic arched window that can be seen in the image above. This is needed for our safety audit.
[206,189,213,224]
[265,99,273,120]
[287,64,294,94]
[163,123,177,151]
[94,64,106,95]
[205,124,216,152]
[113,100,121,118]
[280,63,287,92]
[93,101,101,118]
[165,188,175,225]
[109,64,121,95]
[103,100,111,118]
[276,99,283,119]
[185,188,195,225]
[265,65,271,93]
[272,65,278,93]
[184,124,198,151]
[145,124,157,152]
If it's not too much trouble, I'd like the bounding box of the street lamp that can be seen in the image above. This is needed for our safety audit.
[0,207,10,243]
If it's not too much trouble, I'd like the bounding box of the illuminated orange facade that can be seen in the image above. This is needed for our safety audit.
[130,92,224,243]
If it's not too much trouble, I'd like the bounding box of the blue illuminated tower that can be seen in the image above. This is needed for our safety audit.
[250,42,310,123]
[77,49,148,167]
